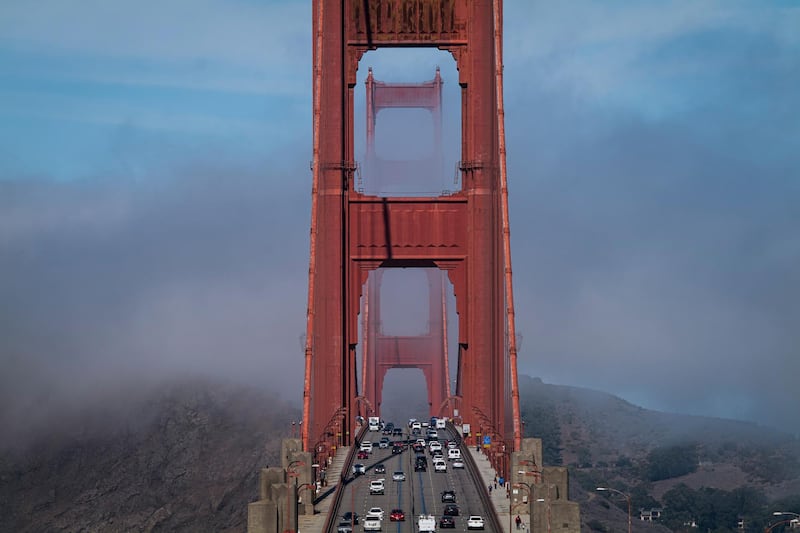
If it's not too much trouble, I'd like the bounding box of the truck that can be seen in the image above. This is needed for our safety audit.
[368,416,381,431]
[417,514,436,532]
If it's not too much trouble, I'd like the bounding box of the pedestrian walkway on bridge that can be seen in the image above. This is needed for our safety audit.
[297,446,350,533]
[468,446,530,533]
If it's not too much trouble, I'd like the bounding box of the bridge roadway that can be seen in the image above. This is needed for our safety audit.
[326,425,500,532]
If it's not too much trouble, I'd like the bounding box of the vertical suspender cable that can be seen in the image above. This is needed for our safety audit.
[361,279,369,405]
[493,0,522,451]
[441,271,452,402]
[302,0,324,452]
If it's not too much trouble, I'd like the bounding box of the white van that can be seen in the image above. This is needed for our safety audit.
[436,418,447,429]
[368,416,380,431]
[447,448,461,461]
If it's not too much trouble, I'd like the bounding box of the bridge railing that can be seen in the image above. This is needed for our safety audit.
[320,423,368,533]
[456,422,505,532]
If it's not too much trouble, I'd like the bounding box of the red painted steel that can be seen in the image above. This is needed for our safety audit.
[364,68,443,193]
[304,0,521,469]
[493,0,522,451]
[362,269,448,417]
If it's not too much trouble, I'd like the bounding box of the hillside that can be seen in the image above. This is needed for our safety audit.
[1,376,797,532]
[518,375,800,532]
[0,379,298,533]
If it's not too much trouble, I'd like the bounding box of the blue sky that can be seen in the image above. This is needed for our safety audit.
[1,1,798,439]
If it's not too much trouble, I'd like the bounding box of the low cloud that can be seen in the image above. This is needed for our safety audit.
[0,156,312,445]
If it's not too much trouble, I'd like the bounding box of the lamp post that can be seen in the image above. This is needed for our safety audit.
[284,460,305,533]
[769,513,800,533]
[597,487,631,533]
[766,519,796,533]
[295,482,315,531]
[512,482,532,532]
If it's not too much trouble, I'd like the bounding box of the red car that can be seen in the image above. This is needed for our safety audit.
[390,509,405,521]
[357,450,369,459]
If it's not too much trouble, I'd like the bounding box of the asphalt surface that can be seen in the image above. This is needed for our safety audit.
[330,426,495,532]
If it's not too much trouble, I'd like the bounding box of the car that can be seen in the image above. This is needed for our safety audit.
[418,514,436,533]
[357,450,369,459]
[443,504,459,516]
[391,445,403,454]
[341,511,359,524]
[374,463,386,474]
[369,479,385,495]
[467,515,485,530]
[352,463,366,476]
[441,490,456,503]
[390,509,405,521]
[366,507,385,520]
[392,471,406,481]
[360,441,373,452]
[336,521,354,533]
[392,427,402,436]
[447,441,458,449]
[439,515,456,528]
[429,441,442,452]
[434,461,447,472]
[363,517,382,531]
[452,459,465,469]
[414,462,427,472]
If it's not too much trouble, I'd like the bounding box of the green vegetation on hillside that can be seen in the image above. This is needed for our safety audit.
[520,399,563,465]
[645,444,699,481]
[661,484,768,532]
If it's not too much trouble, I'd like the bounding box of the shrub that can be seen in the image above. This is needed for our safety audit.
[587,519,607,532]
[645,444,698,481]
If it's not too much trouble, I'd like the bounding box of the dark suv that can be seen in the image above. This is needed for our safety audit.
[439,515,456,528]
[443,504,460,516]
[341,511,359,524]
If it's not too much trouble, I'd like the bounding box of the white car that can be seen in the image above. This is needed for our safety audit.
[418,514,436,533]
[363,517,382,531]
[467,515,485,530]
[366,507,385,521]
[392,471,406,481]
[429,441,442,452]
[369,479,385,495]
[452,459,465,469]
[360,441,373,452]
[434,461,447,472]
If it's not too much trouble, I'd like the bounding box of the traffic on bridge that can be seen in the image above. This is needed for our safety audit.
[330,419,498,533]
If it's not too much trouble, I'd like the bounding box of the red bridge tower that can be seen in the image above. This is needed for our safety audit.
[302,0,522,464]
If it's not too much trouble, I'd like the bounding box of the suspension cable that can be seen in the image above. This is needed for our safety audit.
[302,0,324,452]
[493,0,522,451]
